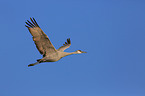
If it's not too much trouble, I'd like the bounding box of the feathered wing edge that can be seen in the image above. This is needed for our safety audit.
[57,38,71,51]
[25,17,40,28]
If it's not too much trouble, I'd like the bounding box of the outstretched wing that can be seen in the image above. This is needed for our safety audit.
[25,17,57,57]
[57,38,71,52]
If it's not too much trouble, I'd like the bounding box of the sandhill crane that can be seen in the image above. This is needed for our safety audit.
[25,18,86,67]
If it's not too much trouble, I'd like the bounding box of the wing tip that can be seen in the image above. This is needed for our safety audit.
[25,25,29,28]
[67,38,71,44]
[32,17,40,27]
[25,17,40,28]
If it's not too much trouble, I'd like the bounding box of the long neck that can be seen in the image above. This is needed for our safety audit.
[61,51,78,57]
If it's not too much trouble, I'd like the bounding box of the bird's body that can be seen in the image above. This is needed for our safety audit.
[25,18,86,67]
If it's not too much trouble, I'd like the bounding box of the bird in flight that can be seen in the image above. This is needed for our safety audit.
[25,18,86,67]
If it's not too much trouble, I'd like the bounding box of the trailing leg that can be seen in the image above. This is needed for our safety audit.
[28,62,39,67]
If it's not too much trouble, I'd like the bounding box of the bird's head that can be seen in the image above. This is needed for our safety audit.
[76,50,87,54]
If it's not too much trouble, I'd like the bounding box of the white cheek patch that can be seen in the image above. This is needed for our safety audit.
[78,51,82,53]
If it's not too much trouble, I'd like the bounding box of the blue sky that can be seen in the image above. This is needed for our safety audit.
[0,0,145,96]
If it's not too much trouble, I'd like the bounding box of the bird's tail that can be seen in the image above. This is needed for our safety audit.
[28,62,39,67]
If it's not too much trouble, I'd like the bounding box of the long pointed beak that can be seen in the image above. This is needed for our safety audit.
[82,51,87,53]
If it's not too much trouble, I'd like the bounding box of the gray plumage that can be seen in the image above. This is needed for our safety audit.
[25,17,86,67]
